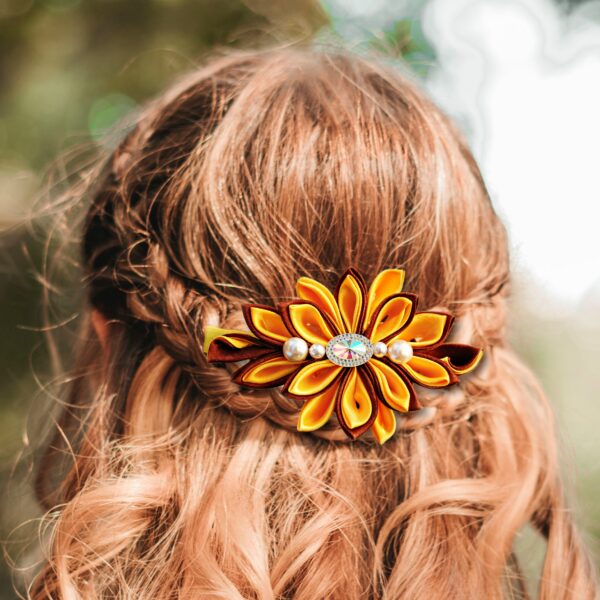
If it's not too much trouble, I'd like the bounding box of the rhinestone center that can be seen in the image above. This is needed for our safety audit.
[326,333,373,367]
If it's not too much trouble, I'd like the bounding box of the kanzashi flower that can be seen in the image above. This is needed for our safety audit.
[203,268,483,444]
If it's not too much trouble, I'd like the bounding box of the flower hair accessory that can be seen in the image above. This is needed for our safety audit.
[203,268,483,444]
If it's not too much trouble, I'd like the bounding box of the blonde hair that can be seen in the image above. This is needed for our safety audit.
[30,48,597,599]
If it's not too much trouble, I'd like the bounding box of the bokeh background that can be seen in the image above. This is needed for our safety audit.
[1,0,599,597]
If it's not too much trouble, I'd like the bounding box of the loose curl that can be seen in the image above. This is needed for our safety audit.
[29,48,598,599]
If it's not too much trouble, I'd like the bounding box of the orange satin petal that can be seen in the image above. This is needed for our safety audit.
[296,277,344,333]
[338,273,364,333]
[239,356,300,385]
[288,303,337,345]
[402,356,452,387]
[371,401,396,445]
[339,369,373,429]
[365,269,405,327]
[393,312,450,348]
[248,307,290,344]
[368,359,411,412]
[370,296,413,343]
[286,361,343,397]
[297,385,337,431]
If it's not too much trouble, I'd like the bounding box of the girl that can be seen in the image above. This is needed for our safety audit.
[31,48,598,599]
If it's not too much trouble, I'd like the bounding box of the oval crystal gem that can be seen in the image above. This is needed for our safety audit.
[326,333,374,367]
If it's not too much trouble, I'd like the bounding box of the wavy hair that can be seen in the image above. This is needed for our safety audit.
[30,48,598,599]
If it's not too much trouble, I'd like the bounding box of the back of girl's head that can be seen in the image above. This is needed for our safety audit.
[32,48,597,599]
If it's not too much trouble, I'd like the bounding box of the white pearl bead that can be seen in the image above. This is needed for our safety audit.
[387,340,413,363]
[309,343,326,359]
[283,337,309,362]
[373,341,388,358]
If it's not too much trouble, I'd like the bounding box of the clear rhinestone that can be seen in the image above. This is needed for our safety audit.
[326,333,374,367]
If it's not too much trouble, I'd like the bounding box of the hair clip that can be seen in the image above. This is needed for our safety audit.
[203,268,483,444]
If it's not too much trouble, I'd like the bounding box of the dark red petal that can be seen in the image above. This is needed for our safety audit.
[207,337,274,363]
[419,343,483,373]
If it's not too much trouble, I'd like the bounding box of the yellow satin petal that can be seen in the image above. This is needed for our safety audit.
[296,277,344,333]
[393,312,449,348]
[203,326,253,353]
[370,296,413,343]
[288,303,337,345]
[297,386,337,431]
[339,369,372,429]
[365,269,405,326]
[368,359,411,412]
[223,337,257,349]
[286,361,343,397]
[371,401,396,445]
[248,306,290,344]
[402,356,451,387]
[338,273,364,333]
[239,356,300,385]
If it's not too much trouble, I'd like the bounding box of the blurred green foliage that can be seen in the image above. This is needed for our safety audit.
[0,0,326,171]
